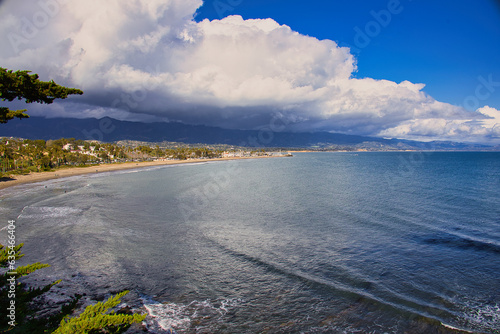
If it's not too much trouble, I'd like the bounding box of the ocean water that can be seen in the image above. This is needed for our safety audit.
[1,152,499,333]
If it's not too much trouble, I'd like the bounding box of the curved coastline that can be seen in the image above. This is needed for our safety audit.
[0,156,275,191]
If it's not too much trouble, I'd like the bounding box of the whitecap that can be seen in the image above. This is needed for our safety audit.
[19,206,82,219]
[139,295,244,333]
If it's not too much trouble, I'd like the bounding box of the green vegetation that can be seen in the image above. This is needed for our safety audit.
[53,291,146,334]
[1,242,66,333]
[0,137,231,178]
[0,243,146,333]
[0,138,99,177]
[0,68,83,124]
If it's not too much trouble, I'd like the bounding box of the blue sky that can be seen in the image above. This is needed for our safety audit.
[1,0,499,143]
[195,0,500,110]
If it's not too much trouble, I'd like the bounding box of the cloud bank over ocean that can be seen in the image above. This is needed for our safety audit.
[0,0,498,143]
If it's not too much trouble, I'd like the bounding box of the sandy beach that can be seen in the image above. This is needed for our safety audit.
[0,156,274,191]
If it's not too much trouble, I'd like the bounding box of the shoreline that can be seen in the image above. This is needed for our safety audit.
[0,156,275,191]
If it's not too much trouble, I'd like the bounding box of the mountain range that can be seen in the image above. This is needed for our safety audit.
[0,116,496,151]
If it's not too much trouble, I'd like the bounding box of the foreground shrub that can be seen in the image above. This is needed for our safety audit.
[0,243,146,333]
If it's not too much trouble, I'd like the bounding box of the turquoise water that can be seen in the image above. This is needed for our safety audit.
[1,152,499,333]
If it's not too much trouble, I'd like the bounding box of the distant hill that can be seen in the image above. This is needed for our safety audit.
[0,116,495,150]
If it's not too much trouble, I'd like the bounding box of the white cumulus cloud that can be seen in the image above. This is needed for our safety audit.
[378,106,500,142]
[0,0,498,143]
